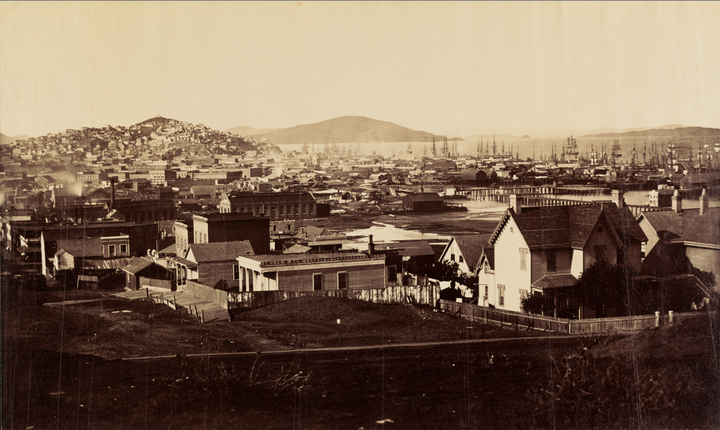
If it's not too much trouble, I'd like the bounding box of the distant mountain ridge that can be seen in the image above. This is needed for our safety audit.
[225,126,275,136]
[581,126,720,139]
[451,124,689,139]
[253,116,464,145]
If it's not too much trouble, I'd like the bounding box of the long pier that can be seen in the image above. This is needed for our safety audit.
[467,185,609,201]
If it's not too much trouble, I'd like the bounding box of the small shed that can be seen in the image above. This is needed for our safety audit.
[402,193,444,211]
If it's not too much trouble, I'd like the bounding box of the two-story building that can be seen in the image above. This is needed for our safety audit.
[218,191,320,220]
[488,195,646,317]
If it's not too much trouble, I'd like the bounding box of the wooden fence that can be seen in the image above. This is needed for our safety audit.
[227,283,441,310]
[439,300,570,332]
[185,281,229,309]
[440,300,718,335]
[139,277,172,291]
[569,309,719,334]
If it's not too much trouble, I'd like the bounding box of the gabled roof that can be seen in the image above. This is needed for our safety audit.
[453,234,492,269]
[641,207,720,246]
[186,240,255,263]
[493,203,645,250]
[603,204,647,243]
[284,244,312,254]
[295,226,327,241]
[121,256,155,274]
[56,237,103,258]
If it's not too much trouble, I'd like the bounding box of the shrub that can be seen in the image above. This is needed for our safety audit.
[527,348,704,428]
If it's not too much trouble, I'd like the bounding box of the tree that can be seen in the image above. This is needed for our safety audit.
[521,293,554,315]
[575,259,636,318]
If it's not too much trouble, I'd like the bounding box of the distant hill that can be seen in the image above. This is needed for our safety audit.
[226,126,275,136]
[0,133,15,145]
[465,133,518,140]
[255,116,464,145]
[581,126,720,139]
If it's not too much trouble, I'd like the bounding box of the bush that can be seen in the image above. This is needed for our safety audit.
[527,348,704,428]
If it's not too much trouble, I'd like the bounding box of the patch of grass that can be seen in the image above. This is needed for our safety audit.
[527,346,706,428]
[152,354,321,415]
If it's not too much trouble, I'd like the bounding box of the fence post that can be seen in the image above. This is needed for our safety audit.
[146,288,149,300]
[173,295,177,310]
[567,319,571,334]
[201,309,205,323]
[668,310,674,325]
[655,311,660,328]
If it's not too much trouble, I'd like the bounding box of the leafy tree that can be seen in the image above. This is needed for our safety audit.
[521,293,554,315]
[575,259,636,318]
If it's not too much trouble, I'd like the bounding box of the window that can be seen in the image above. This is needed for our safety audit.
[108,245,116,257]
[450,254,455,262]
[233,265,240,280]
[546,250,557,272]
[498,284,505,307]
[388,266,397,283]
[338,272,348,289]
[102,245,105,256]
[519,248,528,271]
[594,245,606,261]
[313,273,323,291]
[279,205,284,216]
[484,285,489,300]
[459,255,464,264]
[120,244,127,255]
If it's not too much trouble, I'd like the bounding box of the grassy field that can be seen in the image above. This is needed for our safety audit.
[3,284,718,429]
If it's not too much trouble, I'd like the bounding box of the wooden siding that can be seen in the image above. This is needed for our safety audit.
[275,264,385,292]
[197,261,236,289]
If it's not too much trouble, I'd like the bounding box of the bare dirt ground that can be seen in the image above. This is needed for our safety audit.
[302,210,503,236]
[3,284,719,430]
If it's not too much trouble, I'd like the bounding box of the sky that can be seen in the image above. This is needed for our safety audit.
[1,1,719,138]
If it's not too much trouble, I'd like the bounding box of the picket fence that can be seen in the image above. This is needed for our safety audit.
[439,300,718,334]
[226,283,441,310]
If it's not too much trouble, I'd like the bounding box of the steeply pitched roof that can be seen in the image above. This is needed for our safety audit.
[187,240,255,263]
[453,234,492,269]
[603,204,647,243]
[504,203,646,250]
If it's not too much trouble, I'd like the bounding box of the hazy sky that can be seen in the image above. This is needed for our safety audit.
[2,2,719,137]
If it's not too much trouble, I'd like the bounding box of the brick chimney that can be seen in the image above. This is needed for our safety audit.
[509,194,521,213]
[700,188,709,215]
[612,189,625,208]
[368,234,375,255]
[672,189,682,213]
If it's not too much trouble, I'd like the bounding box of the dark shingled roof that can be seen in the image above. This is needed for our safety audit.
[509,204,646,250]
[187,240,255,263]
[641,207,720,246]
[454,234,492,270]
